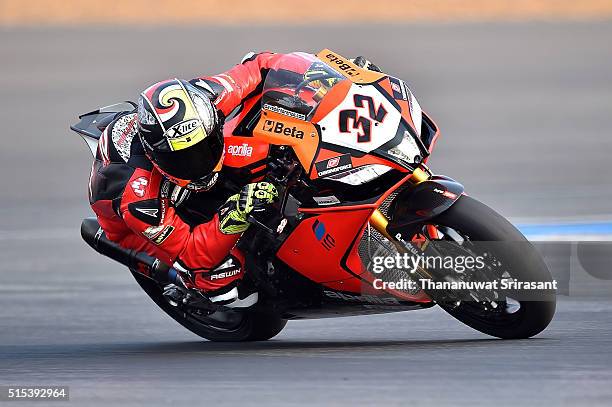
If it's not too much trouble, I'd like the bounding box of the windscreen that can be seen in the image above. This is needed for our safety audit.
[261,53,345,122]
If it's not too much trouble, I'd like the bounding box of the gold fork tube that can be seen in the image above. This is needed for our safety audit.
[366,166,435,280]
[369,165,431,237]
[369,209,393,241]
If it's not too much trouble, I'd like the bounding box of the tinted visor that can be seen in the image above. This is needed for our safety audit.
[151,130,223,181]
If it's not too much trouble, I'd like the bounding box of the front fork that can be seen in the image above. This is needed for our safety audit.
[369,165,431,240]
[368,165,435,279]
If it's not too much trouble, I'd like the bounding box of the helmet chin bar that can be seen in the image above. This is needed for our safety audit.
[148,150,221,192]
[185,172,219,192]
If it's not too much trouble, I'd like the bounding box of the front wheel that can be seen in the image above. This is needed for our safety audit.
[420,195,556,339]
[130,271,287,342]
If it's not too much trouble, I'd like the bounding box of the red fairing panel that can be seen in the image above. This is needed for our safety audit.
[277,210,371,284]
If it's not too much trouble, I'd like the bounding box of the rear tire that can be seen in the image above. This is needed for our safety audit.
[131,271,287,342]
[429,195,556,339]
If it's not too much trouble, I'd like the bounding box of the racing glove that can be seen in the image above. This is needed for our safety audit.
[218,182,279,235]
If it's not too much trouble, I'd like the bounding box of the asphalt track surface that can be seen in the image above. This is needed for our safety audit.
[1,21,612,406]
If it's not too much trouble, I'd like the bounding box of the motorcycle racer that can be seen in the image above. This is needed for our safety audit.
[75,49,557,342]
[88,51,378,307]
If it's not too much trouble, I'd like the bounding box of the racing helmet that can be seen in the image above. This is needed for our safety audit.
[137,79,223,191]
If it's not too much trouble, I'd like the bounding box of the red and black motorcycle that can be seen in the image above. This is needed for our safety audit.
[73,50,556,341]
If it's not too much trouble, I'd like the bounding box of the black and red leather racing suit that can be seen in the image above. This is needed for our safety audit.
[88,52,304,295]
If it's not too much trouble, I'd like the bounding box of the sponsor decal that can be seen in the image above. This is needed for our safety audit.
[327,157,340,168]
[210,269,241,280]
[143,225,164,240]
[262,119,304,139]
[389,77,407,101]
[404,83,422,135]
[131,177,149,198]
[227,143,253,157]
[209,256,241,280]
[159,198,167,223]
[312,219,335,250]
[151,225,174,245]
[434,188,457,200]
[263,104,306,121]
[170,185,190,207]
[276,218,288,234]
[323,290,400,305]
[136,207,158,217]
[315,154,352,177]
[166,119,201,139]
[313,195,341,206]
[165,119,206,152]
[111,113,138,162]
[443,191,457,200]
[161,180,172,198]
[325,53,360,78]
[128,198,162,225]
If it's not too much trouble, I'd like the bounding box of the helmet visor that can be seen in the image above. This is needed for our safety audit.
[150,129,223,181]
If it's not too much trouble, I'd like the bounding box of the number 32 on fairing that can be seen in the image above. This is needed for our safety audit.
[318,84,402,153]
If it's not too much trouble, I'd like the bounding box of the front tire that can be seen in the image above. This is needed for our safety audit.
[131,271,287,342]
[427,195,556,339]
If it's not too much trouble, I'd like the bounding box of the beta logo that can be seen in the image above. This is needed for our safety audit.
[325,53,360,77]
[262,120,304,139]
[312,219,335,250]
[131,177,149,197]
[227,143,253,157]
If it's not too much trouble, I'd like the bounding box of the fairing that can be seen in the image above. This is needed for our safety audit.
[256,51,430,183]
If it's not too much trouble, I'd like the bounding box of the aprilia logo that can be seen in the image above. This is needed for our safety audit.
[227,143,253,157]
[262,120,304,139]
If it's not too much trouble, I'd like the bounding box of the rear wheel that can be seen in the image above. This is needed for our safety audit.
[131,271,287,341]
[417,195,556,339]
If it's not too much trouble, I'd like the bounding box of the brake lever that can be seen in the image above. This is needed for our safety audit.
[246,212,276,235]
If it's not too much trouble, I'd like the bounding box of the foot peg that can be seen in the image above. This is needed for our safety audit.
[162,280,214,311]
